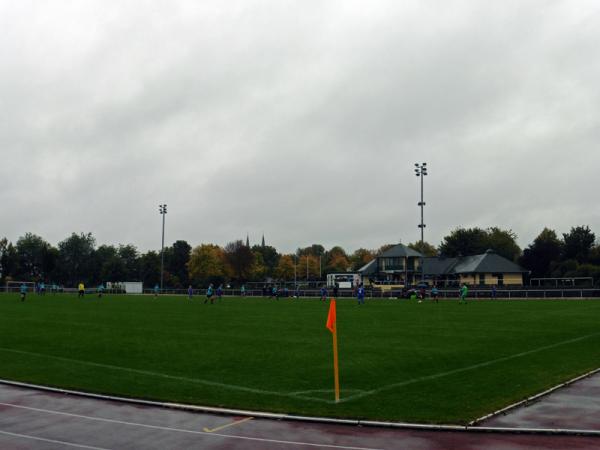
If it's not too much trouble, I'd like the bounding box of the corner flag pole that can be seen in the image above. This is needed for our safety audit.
[326,298,340,402]
[332,321,340,402]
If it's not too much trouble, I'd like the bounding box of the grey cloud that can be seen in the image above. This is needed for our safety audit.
[1,0,600,254]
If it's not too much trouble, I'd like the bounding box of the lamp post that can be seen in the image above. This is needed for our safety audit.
[159,204,167,291]
[414,163,427,283]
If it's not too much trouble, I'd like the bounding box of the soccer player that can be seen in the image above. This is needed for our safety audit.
[491,285,497,300]
[20,283,27,302]
[431,285,439,303]
[216,284,223,301]
[40,281,46,295]
[240,284,246,297]
[154,284,160,298]
[78,282,85,298]
[459,283,468,304]
[357,284,365,305]
[188,285,193,300]
[205,284,214,304]
[97,284,104,298]
[320,285,328,302]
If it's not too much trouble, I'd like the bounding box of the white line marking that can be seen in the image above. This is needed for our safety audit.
[0,402,383,450]
[0,429,112,450]
[339,332,600,403]
[203,416,253,432]
[0,347,328,403]
[2,332,597,406]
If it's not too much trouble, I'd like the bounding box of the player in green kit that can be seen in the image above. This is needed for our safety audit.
[459,283,468,304]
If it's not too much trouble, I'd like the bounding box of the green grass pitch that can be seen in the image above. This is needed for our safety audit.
[1,293,600,424]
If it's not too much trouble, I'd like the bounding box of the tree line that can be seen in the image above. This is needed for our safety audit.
[1,225,599,287]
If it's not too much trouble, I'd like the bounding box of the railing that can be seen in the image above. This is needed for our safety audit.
[4,287,600,299]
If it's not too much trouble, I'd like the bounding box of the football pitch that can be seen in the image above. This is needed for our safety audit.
[1,293,600,424]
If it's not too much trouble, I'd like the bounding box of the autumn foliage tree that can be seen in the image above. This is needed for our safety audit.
[275,254,295,279]
[188,244,228,286]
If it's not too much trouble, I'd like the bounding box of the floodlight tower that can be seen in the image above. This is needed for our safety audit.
[414,163,427,283]
[159,204,167,291]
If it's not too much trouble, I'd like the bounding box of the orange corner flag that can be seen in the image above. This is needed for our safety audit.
[326,298,337,333]
[326,298,340,402]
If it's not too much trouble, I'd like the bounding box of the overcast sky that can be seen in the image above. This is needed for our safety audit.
[1,0,599,254]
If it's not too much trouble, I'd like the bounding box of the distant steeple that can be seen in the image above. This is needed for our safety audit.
[246,233,250,247]
[261,233,265,248]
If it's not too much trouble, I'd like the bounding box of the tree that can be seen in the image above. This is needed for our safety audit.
[438,227,520,260]
[14,233,55,280]
[297,244,325,257]
[251,250,267,280]
[100,255,127,283]
[349,248,375,271]
[408,241,437,257]
[275,255,295,279]
[188,244,228,285]
[165,240,191,287]
[324,246,350,273]
[139,251,161,287]
[224,240,255,281]
[0,238,17,283]
[251,245,279,277]
[438,228,489,257]
[118,244,140,281]
[57,232,96,285]
[298,255,319,279]
[485,227,521,261]
[562,225,595,263]
[519,228,562,278]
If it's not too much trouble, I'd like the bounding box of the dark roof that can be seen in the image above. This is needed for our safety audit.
[452,251,528,274]
[403,251,526,276]
[358,259,377,275]
[379,244,423,258]
[422,257,458,276]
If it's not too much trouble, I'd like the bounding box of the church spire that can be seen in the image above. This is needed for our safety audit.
[246,233,250,247]
[261,233,265,248]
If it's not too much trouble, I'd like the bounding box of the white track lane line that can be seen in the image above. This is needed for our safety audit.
[0,402,383,450]
[0,429,112,450]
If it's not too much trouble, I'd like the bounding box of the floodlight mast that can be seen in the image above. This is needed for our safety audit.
[159,204,167,291]
[414,163,427,283]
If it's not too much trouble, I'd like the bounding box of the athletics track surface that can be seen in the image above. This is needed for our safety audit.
[1,376,600,450]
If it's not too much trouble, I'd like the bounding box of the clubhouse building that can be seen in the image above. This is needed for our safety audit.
[358,244,528,287]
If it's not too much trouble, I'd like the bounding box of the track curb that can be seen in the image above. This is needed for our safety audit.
[2,376,600,436]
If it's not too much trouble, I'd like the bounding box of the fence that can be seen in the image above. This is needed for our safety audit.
[5,286,600,299]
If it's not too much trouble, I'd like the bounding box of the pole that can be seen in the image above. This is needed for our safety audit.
[420,172,424,283]
[306,256,309,281]
[332,322,340,402]
[159,204,167,291]
[415,163,427,285]
[319,255,322,279]
[160,211,165,290]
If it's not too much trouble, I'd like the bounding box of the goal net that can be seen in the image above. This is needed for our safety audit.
[5,281,36,293]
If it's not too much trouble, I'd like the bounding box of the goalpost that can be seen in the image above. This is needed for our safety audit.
[5,281,36,293]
